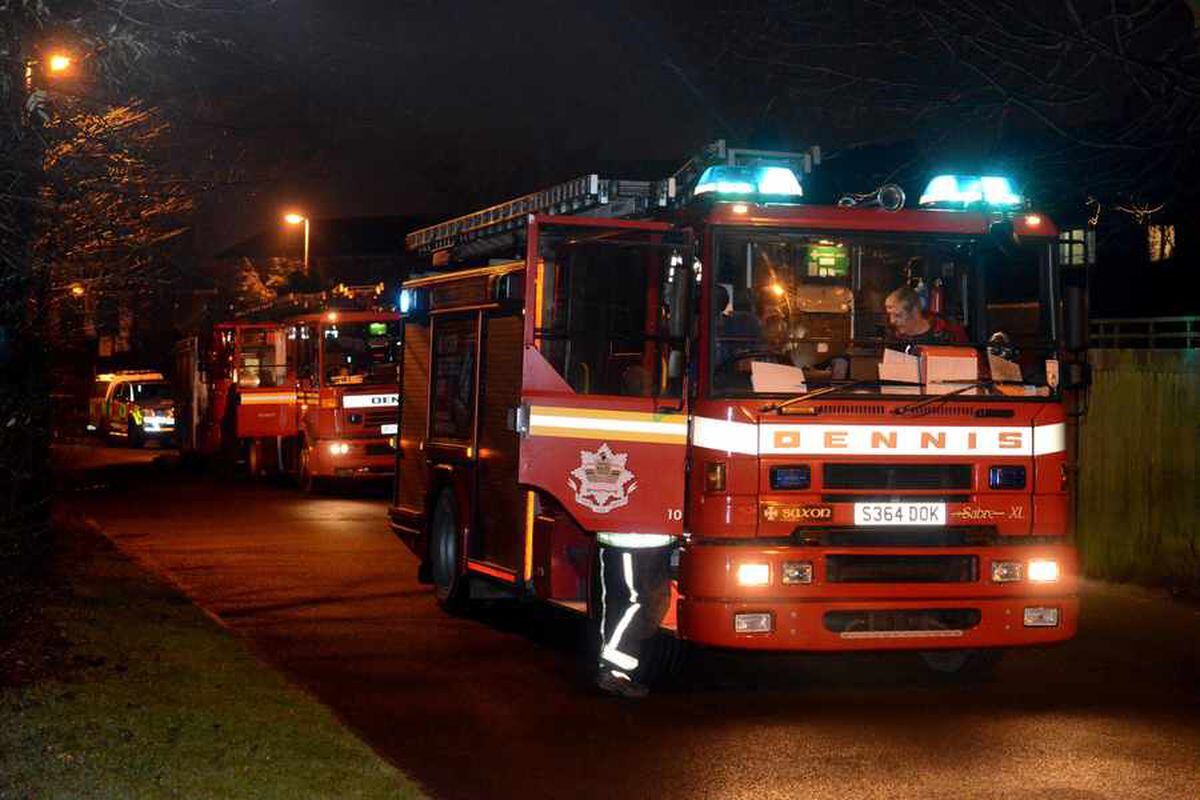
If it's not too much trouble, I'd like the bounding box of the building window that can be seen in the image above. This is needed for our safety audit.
[1058,228,1094,266]
[1148,224,1175,262]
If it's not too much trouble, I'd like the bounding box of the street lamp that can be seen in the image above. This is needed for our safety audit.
[25,49,75,91]
[47,53,73,74]
[283,212,310,274]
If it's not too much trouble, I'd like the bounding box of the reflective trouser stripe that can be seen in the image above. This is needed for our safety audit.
[596,532,675,549]
[600,552,640,672]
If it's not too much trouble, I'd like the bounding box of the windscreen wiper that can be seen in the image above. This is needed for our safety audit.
[761,380,879,414]
[892,380,996,416]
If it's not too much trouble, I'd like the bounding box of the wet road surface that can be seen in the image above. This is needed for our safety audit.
[68,447,1200,800]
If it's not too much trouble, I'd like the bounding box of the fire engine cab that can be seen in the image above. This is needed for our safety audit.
[285,300,401,492]
[174,322,293,473]
[389,142,1085,677]
[175,286,401,491]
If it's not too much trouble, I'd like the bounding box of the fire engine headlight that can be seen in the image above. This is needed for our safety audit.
[736,563,770,587]
[734,612,773,634]
[1023,606,1060,627]
[328,441,350,456]
[781,561,813,585]
[991,561,1023,583]
[1028,559,1060,583]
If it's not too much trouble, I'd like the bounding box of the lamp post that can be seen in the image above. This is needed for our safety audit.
[25,49,74,91]
[283,212,310,274]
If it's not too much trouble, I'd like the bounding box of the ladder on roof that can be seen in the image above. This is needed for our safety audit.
[404,140,821,256]
[404,175,666,255]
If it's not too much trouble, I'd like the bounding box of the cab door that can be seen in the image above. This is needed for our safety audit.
[518,216,693,535]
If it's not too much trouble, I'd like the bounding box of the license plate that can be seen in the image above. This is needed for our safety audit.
[853,502,946,526]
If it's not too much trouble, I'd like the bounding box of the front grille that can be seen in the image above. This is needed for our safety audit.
[795,528,996,547]
[825,554,977,583]
[365,443,395,456]
[821,494,970,504]
[824,609,981,633]
[815,404,886,416]
[363,408,396,428]
[824,463,972,491]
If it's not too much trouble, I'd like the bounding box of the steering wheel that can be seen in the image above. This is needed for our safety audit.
[715,349,791,375]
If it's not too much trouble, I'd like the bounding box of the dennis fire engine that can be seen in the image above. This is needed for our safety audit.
[176,287,401,491]
[284,298,402,492]
[389,142,1087,678]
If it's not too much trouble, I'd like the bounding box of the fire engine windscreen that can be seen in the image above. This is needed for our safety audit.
[710,231,1056,397]
[323,321,401,385]
[235,328,287,388]
[534,225,692,399]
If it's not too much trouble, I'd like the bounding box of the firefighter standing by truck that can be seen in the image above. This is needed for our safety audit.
[595,533,674,697]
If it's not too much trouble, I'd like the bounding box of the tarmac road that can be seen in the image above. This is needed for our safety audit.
[68,446,1200,800]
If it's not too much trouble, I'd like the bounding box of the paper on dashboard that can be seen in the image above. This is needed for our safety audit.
[879,348,920,383]
[751,361,807,394]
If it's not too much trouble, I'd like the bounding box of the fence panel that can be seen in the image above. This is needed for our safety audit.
[1078,349,1200,591]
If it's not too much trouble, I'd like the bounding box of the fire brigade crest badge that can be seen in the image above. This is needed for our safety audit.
[568,443,637,514]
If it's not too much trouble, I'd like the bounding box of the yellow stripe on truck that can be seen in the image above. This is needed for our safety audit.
[240,392,297,405]
[527,405,687,445]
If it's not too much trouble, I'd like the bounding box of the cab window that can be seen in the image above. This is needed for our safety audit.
[534,225,690,398]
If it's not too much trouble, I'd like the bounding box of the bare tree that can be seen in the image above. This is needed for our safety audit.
[669,0,1200,208]
[0,0,265,568]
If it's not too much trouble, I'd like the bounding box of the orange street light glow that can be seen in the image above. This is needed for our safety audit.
[284,213,306,225]
[69,283,85,297]
[48,53,73,73]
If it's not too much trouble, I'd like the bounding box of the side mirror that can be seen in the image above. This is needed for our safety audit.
[1063,277,1089,352]
[1063,361,1091,391]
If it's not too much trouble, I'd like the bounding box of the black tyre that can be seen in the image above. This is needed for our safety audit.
[298,440,321,494]
[246,438,275,477]
[429,488,469,611]
[919,648,1003,678]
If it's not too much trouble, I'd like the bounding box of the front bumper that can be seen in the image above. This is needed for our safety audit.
[677,540,1078,651]
[309,438,395,479]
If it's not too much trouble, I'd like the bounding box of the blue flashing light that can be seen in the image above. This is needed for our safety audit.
[398,288,412,314]
[918,174,1023,209]
[694,165,803,198]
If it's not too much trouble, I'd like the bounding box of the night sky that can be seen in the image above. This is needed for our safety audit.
[204,1,726,250]
[175,0,1200,319]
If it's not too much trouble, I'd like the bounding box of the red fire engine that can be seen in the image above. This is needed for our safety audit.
[284,301,401,492]
[389,142,1087,677]
[176,287,401,491]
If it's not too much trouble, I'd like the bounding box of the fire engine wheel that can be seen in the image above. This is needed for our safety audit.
[429,488,469,611]
[298,440,322,494]
[919,648,1003,678]
[246,440,263,476]
[246,439,275,477]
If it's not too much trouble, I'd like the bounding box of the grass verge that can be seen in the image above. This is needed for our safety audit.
[0,517,425,799]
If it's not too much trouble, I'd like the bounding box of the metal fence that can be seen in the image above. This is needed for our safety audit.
[1090,316,1199,349]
